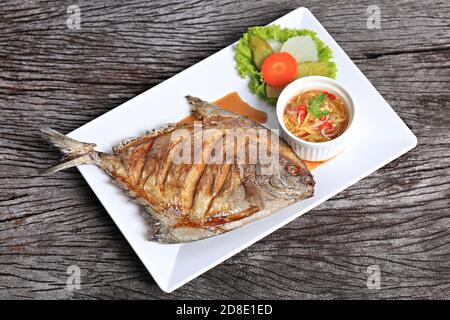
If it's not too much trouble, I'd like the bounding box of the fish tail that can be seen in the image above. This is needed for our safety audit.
[40,127,98,174]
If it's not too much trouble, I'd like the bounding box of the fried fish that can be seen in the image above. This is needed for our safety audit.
[42,96,315,243]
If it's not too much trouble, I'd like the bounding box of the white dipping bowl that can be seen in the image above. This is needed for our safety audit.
[276,76,357,162]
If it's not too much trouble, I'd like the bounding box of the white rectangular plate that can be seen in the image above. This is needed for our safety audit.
[69,7,417,292]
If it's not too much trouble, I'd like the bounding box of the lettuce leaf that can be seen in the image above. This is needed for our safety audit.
[235,25,337,106]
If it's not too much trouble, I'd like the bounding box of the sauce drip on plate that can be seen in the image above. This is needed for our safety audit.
[304,160,324,171]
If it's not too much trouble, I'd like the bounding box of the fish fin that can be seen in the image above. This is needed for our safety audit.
[41,127,98,174]
[243,179,264,211]
[186,95,239,120]
[112,123,179,154]
[41,127,97,155]
[43,154,96,175]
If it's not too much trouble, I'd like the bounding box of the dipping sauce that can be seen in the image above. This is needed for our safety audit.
[283,90,349,143]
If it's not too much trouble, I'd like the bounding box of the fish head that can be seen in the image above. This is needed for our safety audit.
[256,142,315,201]
[280,154,315,191]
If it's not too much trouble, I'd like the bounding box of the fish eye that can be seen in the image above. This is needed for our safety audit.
[287,164,300,175]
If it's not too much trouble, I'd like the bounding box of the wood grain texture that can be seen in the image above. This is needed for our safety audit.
[0,0,449,299]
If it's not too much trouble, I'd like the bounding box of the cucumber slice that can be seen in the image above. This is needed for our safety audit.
[265,84,285,99]
[297,61,334,78]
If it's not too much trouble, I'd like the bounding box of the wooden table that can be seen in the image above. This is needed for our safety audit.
[1,0,449,299]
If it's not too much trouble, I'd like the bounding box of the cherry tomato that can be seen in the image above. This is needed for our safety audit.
[319,121,333,130]
[261,53,298,87]
[324,92,336,100]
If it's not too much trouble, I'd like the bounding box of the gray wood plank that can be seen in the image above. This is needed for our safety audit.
[0,0,449,299]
